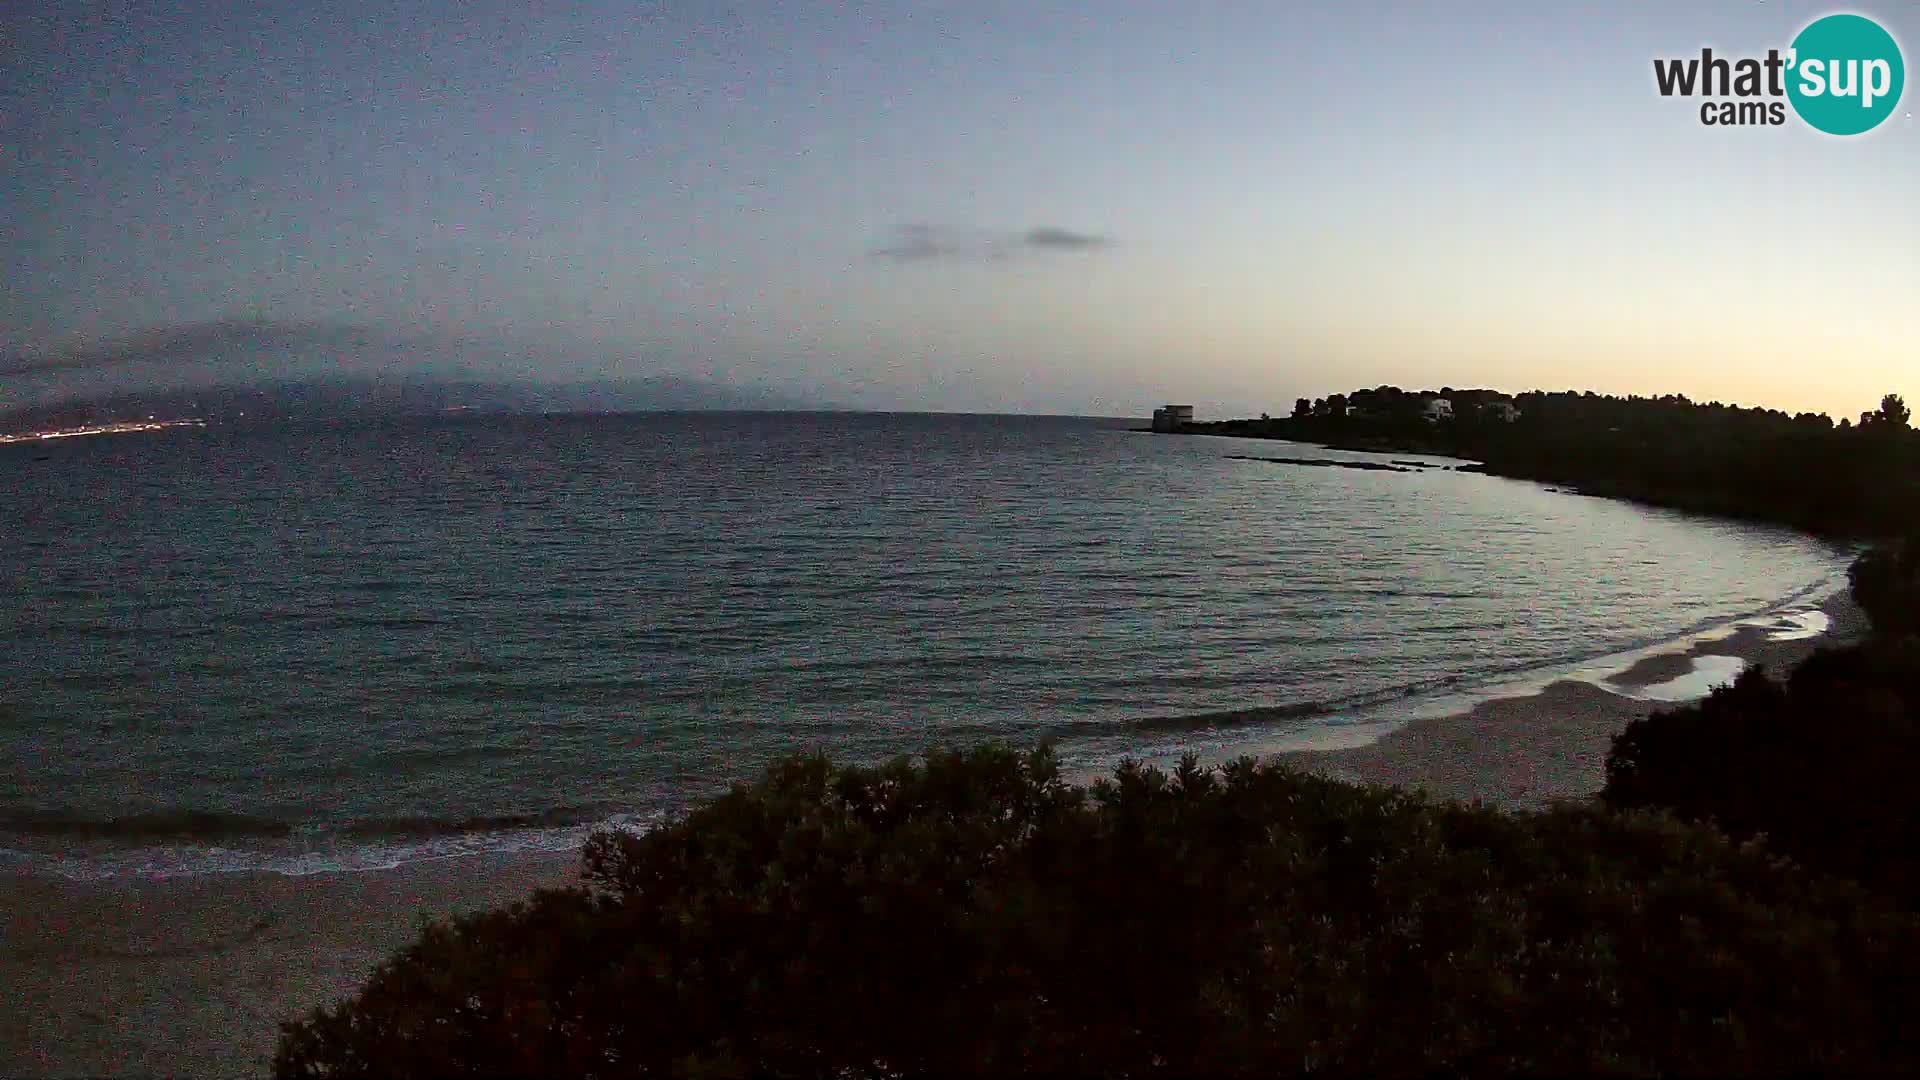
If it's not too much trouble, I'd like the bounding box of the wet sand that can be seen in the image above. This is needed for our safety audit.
[1282,589,1867,809]
[1,852,576,1079]
[0,592,1869,1077]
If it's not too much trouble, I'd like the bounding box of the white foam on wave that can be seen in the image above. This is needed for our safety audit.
[1197,582,1848,763]
[2,810,671,882]
[1565,603,1830,705]
[1062,718,1404,784]
[1572,603,1831,691]
[1738,608,1832,642]
[1610,654,1749,703]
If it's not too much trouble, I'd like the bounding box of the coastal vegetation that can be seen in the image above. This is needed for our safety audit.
[1603,533,1920,906]
[1186,388,1920,537]
[1847,534,1920,637]
[1604,640,1920,907]
[279,740,1920,1077]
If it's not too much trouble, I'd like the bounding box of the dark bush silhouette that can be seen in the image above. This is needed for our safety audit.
[1849,535,1920,637]
[1605,542,1920,903]
[1603,640,1920,906]
[278,745,1920,1077]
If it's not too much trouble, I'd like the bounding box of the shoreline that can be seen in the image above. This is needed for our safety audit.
[7,582,1850,883]
[1275,587,1868,809]
[0,591,1869,1076]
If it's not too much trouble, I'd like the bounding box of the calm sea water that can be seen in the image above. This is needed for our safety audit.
[0,413,1850,875]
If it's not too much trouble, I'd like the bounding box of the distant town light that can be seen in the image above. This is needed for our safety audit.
[0,418,207,445]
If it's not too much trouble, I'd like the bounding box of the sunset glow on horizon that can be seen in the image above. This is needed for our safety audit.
[6,1,1914,420]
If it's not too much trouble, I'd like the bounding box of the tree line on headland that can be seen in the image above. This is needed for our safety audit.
[1184,386,1919,537]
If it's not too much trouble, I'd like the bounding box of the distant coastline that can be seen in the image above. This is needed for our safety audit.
[1144,386,1918,540]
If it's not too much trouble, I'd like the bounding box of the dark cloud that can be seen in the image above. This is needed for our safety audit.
[871,224,977,261]
[871,224,1112,262]
[1023,227,1109,251]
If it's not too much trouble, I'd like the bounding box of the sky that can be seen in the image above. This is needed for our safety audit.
[3,0,1916,418]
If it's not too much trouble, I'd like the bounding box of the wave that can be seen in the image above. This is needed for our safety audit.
[1125,669,1492,736]
[340,808,601,839]
[0,806,676,881]
[1120,578,1851,739]
[0,808,294,841]
[0,571,1853,880]
[1127,700,1334,734]
[787,653,1063,676]
[0,806,633,845]
[327,614,450,630]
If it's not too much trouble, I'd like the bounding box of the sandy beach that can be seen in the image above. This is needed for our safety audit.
[1,852,577,1079]
[0,591,1868,1078]
[1283,589,1869,809]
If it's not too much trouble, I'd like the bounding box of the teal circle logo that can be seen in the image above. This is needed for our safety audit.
[1787,14,1905,135]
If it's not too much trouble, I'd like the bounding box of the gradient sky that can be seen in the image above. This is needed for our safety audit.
[4,1,1916,417]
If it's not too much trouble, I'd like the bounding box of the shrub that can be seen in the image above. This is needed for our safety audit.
[278,745,1920,1078]
[1849,536,1920,637]
[1603,639,1920,906]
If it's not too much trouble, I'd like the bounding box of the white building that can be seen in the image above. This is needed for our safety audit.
[1482,401,1521,423]
[1151,404,1195,432]
[1421,398,1454,422]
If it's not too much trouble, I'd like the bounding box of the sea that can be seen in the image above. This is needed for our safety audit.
[0,412,1853,877]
